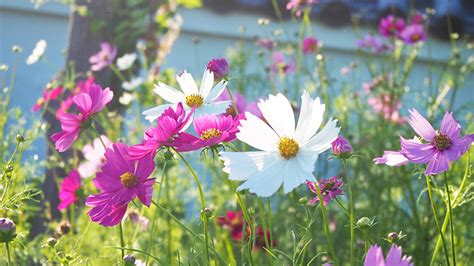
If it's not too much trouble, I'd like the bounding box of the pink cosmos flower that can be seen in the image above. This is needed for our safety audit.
[78,135,113,178]
[306,177,344,205]
[256,38,276,50]
[32,86,63,112]
[129,103,192,159]
[332,136,353,157]
[51,84,113,152]
[127,209,150,231]
[271,51,296,75]
[174,114,243,152]
[367,94,405,124]
[302,37,318,54]
[399,24,427,44]
[411,11,424,25]
[356,34,393,54]
[85,143,156,227]
[58,170,82,210]
[216,90,263,118]
[379,15,406,38]
[207,58,229,81]
[286,0,318,17]
[56,76,96,119]
[375,109,474,176]
[89,42,117,71]
[364,244,413,266]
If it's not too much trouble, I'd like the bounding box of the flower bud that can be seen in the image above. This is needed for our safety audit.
[206,58,229,81]
[47,237,57,247]
[201,207,213,218]
[5,165,13,173]
[12,45,22,53]
[16,134,25,142]
[0,218,17,243]
[331,136,353,159]
[298,197,308,205]
[58,220,71,235]
[356,217,371,229]
[123,254,136,266]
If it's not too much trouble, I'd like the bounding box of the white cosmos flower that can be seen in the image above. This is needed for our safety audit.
[143,69,230,122]
[26,40,47,65]
[122,76,143,91]
[116,53,137,70]
[220,92,340,197]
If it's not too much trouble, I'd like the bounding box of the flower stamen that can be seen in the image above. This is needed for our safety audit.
[433,134,452,151]
[120,172,138,188]
[200,128,221,140]
[185,94,204,107]
[278,137,299,159]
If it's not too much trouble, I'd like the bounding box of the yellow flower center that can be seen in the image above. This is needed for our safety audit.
[200,128,221,140]
[120,172,138,188]
[36,97,45,106]
[278,137,299,159]
[433,134,452,151]
[412,34,420,41]
[185,94,204,107]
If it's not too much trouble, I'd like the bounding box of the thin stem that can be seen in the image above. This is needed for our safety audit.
[171,148,211,264]
[443,172,456,266]
[109,64,127,83]
[91,124,107,150]
[425,175,450,266]
[225,87,239,115]
[342,159,355,266]
[313,181,337,265]
[5,241,12,265]
[119,222,125,261]
[1,141,21,202]
[334,198,350,218]
[362,230,369,252]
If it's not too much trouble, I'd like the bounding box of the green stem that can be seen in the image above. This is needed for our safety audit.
[119,222,125,261]
[313,180,337,265]
[109,64,127,83]
[334,198,350,218]
[342,159,355,266]
[425,175,450,266]
[91,124,107,150]
[171,148,211,264]
[5,241,11,265]
[0,141,21,203]
[443,172,456,266]
[362,230,369,252]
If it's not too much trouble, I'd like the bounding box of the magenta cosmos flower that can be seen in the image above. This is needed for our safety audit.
[207,58,229,81]
[129,103,192,159]
[375,109,473,175]
[32,86,63,112]
[86,143,156,226]
[306,176,344,205]
[89,42,117,71]
[379,15,406,38]
[286,0,318,17]
[51,84,113,152]
[302,37,318,54]
[78,135,112,178]
[364,244,413,266]
[216,90,263,118]
[399,24,427,44]
[58,170,82,210]
[271,51,296,75]
[174,114,243,152]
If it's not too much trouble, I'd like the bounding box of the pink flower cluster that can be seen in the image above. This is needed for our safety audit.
[378,13,427,45]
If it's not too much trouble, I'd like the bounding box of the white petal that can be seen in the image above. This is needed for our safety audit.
[283,159,311,194]
[237,158,285,197]
[220,151,277,181]
[296,147,318,173]
[258,93,295,137]
[205,80,227,102]
[142,104,175,122]
[199,69,214,98]
[176,71,198,95]
[195,101,231,117]
[304,119,340,153]
[295,91,325,144]
[236,112,279,152]
[154,82,185,103]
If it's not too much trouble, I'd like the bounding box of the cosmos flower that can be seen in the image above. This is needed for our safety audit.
[306,176,344,205]
[399,24,427,44]
[78,136,113,178]
[256,38,277,50]
[220,91,340,197]
[379,15,406,38]
[58,170,82,210]
[173,114,243,152]
[217,211,246,241]
[85,143,156,227]
[129,103,192,159]
[364,244,413,266]
[356,34,393,54]
[367,94,405,124]
[207,58,229,81]
[331,136,353,158]
[116,53,137,71]
[32,86,63,112]
[126,209,150,231]
[26,40,47,65]
[302,37,319,54]
[142,69,230,122]
[286,0,318,17]
[89,42,117,71]
[271,51,296,75]
[56,76,96,119]
[51,84,113,152]
[216,90,263,118]
[375,109,473,175]
[122,77,143,91]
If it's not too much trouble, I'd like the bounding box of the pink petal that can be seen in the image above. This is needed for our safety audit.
[400,137,435,164]
[425,151,449,176]
[439,111,461,140]
[407,109,436,141]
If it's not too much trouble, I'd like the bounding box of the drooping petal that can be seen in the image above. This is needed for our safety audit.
[258,93,295,137]
[237,158,285,197]
[220,151,278,181]
[400,137,435,164]
[425,151,449,176]
[236,112,279,151]
[373,151,409,166]
[282,158,312,193]
[407,109,436,141]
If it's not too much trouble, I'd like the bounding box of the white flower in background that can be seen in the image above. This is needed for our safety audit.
[220,92,340,197]
[122,77,143,91]
[26,40,47,65]
[78,136,112,178]
[116,53,137,70]
[143,69,230,122]
[119,92,134,105]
